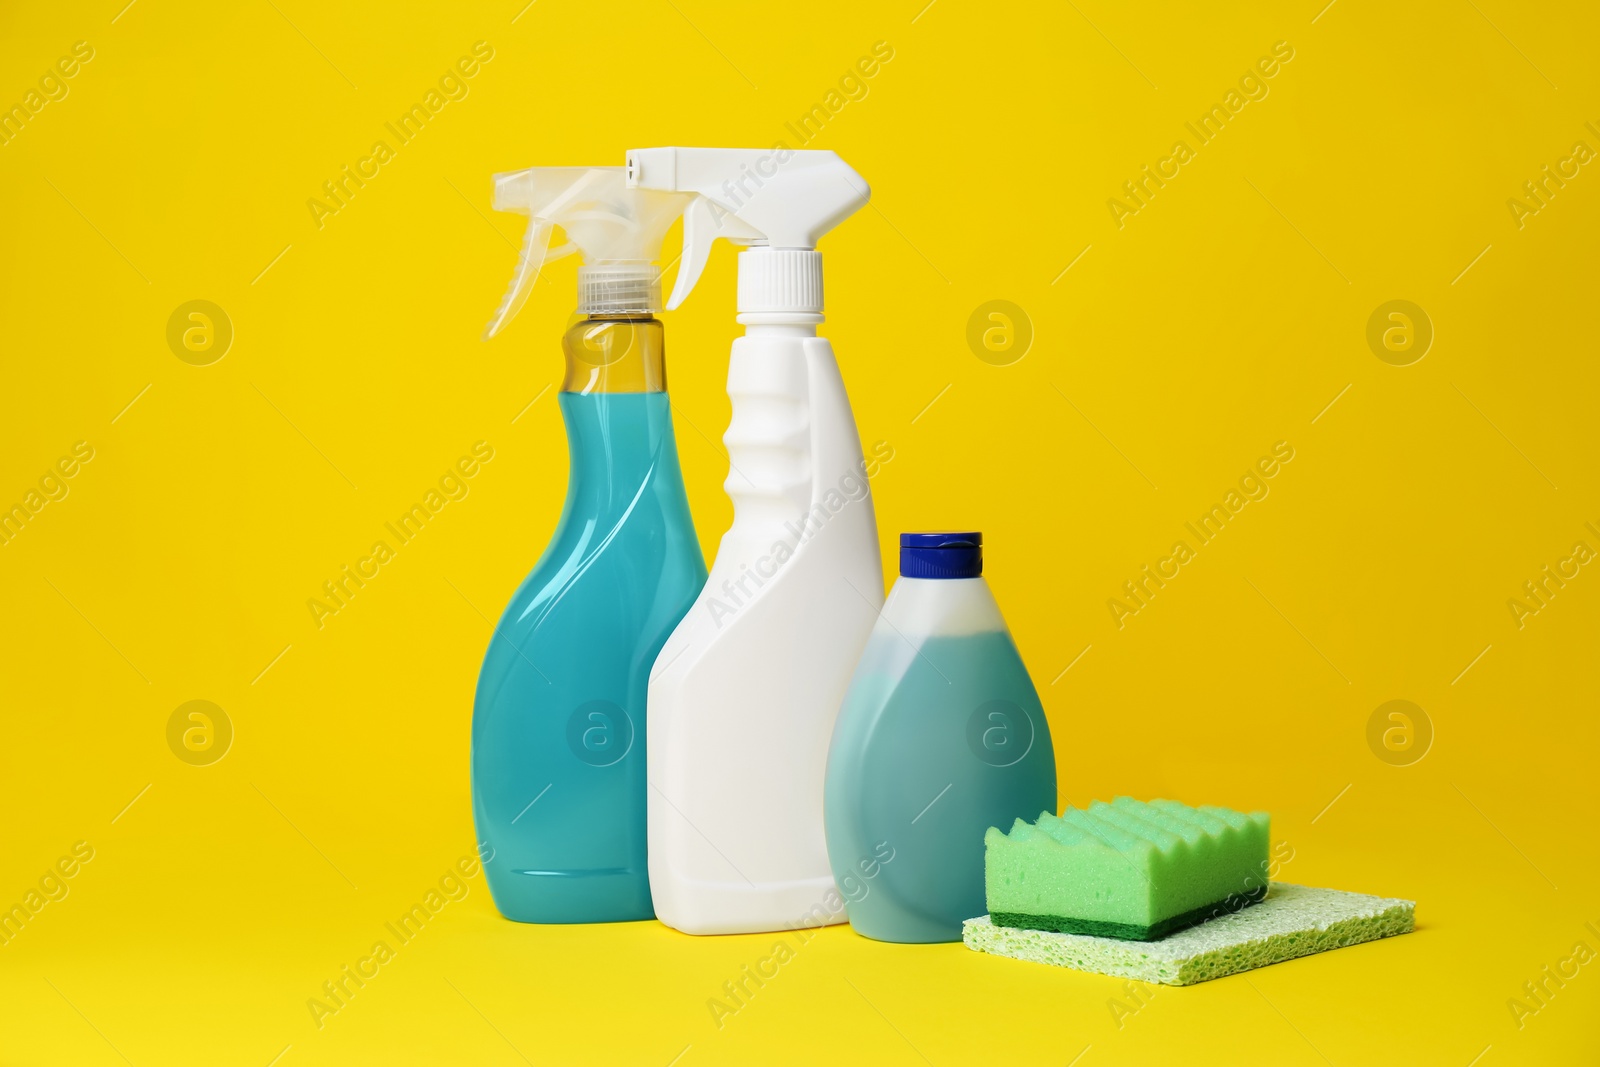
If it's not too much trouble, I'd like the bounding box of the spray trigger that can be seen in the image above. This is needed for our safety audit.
[667,198,762,311]
[481,166,690,339]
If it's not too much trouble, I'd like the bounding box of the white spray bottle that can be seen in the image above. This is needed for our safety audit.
[629,147,885,935]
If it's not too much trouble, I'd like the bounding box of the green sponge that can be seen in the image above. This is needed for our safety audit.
[984,798,1270,940]
[964,882,1415,985]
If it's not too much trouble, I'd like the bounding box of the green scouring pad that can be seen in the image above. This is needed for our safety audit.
[964,882,1415,985]
[985,798,1271,941]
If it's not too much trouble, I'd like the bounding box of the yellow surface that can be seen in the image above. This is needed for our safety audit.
[1,1,1596,1064]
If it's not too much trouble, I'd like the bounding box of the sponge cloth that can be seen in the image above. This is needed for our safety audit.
[964,882,1414,986]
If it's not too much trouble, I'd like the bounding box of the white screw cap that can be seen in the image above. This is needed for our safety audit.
[736,249,822,315]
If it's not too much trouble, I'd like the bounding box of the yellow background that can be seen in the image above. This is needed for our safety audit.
[2,0,1596,1063]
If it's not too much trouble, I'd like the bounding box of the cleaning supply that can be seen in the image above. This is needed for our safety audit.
[985,798,1269,940]
[825,532,1057,944]
[965,882,1416,985]
[471,166,705,924]
[628,146,883,935]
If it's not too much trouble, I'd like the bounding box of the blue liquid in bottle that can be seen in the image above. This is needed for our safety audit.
[825,533,1056,943]
[472,316,705,923]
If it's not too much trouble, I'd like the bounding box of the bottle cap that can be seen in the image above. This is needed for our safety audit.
[736,249,823,315]
[900,531,983,579]
[578,264,661,315]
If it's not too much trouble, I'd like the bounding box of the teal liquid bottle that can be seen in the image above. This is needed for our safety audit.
[824,532,1056,943]
[472,314,705,922]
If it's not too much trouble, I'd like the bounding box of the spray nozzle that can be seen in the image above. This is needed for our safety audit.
[624,147,870,315]
[482,166,691,340]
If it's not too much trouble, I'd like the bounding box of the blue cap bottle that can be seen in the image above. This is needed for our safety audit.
[823,532,1057,942]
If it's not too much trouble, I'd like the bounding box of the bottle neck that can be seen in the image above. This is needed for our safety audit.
[561,315,667,393]
[738,320,819,337]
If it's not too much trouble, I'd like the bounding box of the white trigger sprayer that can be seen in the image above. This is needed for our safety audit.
[630,147,886,936]
[627,147,870,317]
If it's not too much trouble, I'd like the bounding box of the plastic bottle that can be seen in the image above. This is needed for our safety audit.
[471,167,705,923]
[824,533,1057,943]
[627,147,883,934]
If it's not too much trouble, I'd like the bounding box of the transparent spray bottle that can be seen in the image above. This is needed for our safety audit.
[472,167,705,923]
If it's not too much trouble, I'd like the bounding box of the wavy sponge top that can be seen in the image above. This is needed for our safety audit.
[985,797,1270,938]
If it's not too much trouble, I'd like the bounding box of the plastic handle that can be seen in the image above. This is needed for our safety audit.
[482,167,622,340]
[482,224,583,340]
[667,198,760,311]
[720,335,817,526]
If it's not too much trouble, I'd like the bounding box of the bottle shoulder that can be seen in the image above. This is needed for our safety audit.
[877,576,1009,643]
[837,626,1043,733]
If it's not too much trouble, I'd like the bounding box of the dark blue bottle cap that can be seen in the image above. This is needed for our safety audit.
[900,531,983,579]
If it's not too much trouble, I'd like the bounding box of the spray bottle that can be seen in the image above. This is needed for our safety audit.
[472,166,705,923]
[628,147,885,934]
